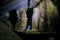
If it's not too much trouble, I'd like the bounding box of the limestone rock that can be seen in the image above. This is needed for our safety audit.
[32,0,58,32]
[15,9,27,32]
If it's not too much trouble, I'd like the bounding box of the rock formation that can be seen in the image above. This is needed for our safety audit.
[0,22,22,40]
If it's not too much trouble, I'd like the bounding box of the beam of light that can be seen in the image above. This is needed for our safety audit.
[0,0,37,12]
[26,25,31,31]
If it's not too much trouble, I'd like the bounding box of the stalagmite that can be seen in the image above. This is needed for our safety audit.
[32,7,40,30]
[32,0,44,31]
[32,0,58,32]
[16,9,27,32]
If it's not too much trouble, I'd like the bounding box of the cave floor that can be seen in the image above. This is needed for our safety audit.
[16,29,57,34]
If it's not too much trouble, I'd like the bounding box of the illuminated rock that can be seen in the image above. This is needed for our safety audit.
[16,9,27,32]
[32,0,58,32]
[39,0,58,32]
[32,7,40,29]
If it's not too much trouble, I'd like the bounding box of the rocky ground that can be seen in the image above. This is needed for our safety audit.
[0,22,22,40]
